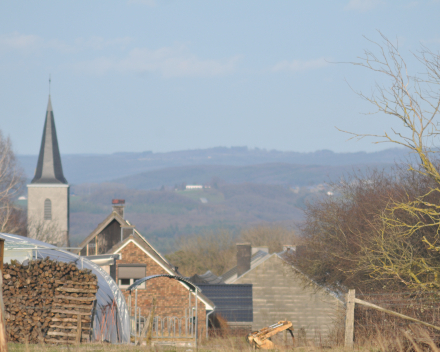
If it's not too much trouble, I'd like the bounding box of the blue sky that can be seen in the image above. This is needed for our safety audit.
[1,0,440,155]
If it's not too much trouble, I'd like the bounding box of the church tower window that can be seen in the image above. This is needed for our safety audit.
[44,199,52,220]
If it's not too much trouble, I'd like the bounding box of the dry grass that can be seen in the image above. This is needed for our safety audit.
[6,328,440,352]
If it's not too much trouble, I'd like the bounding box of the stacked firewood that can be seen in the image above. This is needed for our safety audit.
[1,258,98,344]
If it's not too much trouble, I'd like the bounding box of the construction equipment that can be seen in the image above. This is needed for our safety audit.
[247,321,294,349]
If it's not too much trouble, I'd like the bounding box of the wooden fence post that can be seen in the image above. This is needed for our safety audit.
[283,317,287,345]
[0,238,4,271]
[344,289,355,348]
[0,271,8,352]
[146,297,156,345]
[0,239,7,352]
[76,314,82,345]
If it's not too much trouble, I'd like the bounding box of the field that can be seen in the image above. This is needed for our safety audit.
[6,328,440,352]
[5,341,439,352]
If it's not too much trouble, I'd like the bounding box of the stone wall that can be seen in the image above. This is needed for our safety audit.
[234,254,342,340]
[27,185,69,246]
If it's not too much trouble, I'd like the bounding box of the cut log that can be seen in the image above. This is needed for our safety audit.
[53,304,93,309]
[47,331,89,338]
[51,309,92,316]
[52,317,91,323]
[2,259,98,344]
[56,287,97,293]
[55,280,95,285]
[49,325,90,330]
[54,295,95,302]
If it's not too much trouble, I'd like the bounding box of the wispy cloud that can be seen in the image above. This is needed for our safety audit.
[0,32,43,53]
[344,0,383,12]
[73,45,241,77]
[272,58,328,73]
[0,32,239,78]
[0,32,133,54]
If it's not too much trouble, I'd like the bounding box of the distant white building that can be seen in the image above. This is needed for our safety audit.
[185,185,203,190]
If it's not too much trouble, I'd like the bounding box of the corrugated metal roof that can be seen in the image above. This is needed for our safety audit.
[188,270,224,284]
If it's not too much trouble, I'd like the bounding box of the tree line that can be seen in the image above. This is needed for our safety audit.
[168,35,440,295]
[291,35,440,294]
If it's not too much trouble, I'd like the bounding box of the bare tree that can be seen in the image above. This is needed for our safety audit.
[240,225,299,254]
[27,217,63,245]
[0,131,25,235]
[292,166,440,293]
[293,34,440,293]
[344,34,440,290]
[166,230,236,277]
[167,226,299,277]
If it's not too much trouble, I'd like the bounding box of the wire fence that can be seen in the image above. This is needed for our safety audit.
[353,291,440,341]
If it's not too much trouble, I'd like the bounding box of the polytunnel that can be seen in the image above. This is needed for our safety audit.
[0,233,130,344]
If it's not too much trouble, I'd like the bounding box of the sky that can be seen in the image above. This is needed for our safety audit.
[1,0,440,155]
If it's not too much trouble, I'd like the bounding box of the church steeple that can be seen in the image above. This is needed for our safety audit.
[31,95,68,184]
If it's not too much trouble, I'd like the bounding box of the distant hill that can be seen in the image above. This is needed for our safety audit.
[112,162,394,190]
[68,183,308,253]
[16,146,410,253]
[17,147,408,185]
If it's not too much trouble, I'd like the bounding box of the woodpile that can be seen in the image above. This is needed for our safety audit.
[1,258,98,344]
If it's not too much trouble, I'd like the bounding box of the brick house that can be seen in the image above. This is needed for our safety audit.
[77,200,214,337]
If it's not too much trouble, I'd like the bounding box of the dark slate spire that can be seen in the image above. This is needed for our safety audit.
[31,96,68,184]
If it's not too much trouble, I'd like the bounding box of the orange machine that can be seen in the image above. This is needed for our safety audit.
[247,321,294,349]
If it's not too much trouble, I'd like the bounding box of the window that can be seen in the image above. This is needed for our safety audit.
[44,199,52,220]
[118,278,145,289]
[118,264,146,289]
[120,278,131,286]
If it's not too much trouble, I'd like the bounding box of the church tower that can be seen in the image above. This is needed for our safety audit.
[27,95,69,247]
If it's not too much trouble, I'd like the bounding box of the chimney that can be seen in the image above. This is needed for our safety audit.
[236,243,251,277]
[112,199,125,218]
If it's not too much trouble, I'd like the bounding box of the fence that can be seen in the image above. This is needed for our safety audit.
[130,306,196,337]
[131,314,196,339]
[129,305,203,347]
[344,289,440,347]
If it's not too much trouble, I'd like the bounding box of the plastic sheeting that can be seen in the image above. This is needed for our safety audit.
[0,233,130,344]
